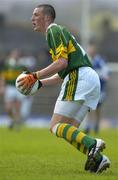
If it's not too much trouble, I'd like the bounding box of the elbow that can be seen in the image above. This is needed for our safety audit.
[58,58,68,70]
[63,60,68,69]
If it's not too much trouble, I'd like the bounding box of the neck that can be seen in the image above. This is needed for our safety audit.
[45,20,54,32]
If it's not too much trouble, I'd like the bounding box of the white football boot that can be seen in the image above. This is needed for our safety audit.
[95,155,110,173]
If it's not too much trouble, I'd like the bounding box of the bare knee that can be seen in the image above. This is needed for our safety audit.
[49,113,79,133]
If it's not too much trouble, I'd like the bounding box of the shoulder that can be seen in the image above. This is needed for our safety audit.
[47,23,64,35]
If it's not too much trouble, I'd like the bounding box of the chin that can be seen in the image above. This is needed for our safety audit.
[33,27,37,31]
[34,27,41,32]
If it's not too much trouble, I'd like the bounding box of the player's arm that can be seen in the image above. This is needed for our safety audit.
[40,73,63,86]
[17,58,67,89]
[35,57,67,79]
[17,26,68,89]
[35,26,68,79]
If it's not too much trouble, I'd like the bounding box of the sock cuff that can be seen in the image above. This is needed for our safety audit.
[51,123,61,134]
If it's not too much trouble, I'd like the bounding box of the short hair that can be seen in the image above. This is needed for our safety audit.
[37,4,56,20]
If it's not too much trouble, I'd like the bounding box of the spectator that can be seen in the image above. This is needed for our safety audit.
[84,40,110,134]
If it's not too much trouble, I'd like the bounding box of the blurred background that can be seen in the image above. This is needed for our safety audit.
[0,0,118,130]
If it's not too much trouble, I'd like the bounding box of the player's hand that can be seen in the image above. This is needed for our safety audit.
[17,71,42,91]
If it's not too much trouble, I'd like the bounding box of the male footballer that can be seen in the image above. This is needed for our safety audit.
[18,4,110,173]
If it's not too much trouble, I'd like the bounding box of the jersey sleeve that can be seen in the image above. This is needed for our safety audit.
[47,26,68,61]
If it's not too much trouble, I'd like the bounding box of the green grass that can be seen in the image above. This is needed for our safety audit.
[0,127,118,180]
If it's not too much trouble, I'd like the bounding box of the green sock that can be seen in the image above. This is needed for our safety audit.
[52,123,96,154]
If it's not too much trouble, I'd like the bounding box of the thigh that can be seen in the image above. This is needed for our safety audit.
[54,100,84,118]
[16,90,25,101]
[4,101,14,112]
[51,100,89,128]
[4,86,16,103]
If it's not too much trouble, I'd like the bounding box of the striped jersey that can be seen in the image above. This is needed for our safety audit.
[91,55,109,91]
[46,23,92,79]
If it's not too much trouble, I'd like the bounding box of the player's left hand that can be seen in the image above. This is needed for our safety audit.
[17,71,38,91]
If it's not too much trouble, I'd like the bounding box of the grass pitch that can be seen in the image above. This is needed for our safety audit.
[0,127,118,180]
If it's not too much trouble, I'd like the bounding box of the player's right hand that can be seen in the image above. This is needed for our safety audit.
[17,71,42,91]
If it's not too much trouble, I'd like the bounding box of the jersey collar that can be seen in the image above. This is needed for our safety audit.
[46,23,57,33]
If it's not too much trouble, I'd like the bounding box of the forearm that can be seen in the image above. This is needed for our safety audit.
[40,74,63,86]
[16,58,67,92]
[36,58,67,79]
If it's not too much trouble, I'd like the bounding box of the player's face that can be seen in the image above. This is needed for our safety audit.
[31,7,46,32]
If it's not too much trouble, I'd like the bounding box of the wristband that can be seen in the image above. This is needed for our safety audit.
[38,80,42,89]
[32,72,39,79]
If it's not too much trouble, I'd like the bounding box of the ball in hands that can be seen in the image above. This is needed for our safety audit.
[16,73,39,96]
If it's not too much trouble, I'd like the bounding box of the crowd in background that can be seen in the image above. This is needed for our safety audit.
[0,48,51,130]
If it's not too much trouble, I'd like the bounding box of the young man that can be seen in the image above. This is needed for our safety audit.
[0,49,27,130]
[18,4,110,173]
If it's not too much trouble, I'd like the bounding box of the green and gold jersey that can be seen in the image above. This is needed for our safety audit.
[46,23,92,79]
[0,60,27,86]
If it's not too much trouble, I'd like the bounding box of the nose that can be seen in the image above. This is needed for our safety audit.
[31,15,34,21]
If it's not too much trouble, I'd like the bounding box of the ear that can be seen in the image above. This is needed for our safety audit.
[44,15,51,21]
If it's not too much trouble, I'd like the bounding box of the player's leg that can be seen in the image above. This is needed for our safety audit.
[94,104,101,133]
[50,114,79,128]
[20,96,33,121]
[50,100,110,172]
[50,100,101,154]
[4,86,16,129]
[94,91,105,133]
[4,101,16,129]
[50,67,110,172]
[14,90,26,129]
[84,110,97,134]
[4,86,23,130]
[14,100,23,130]
[50,114,95,155]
